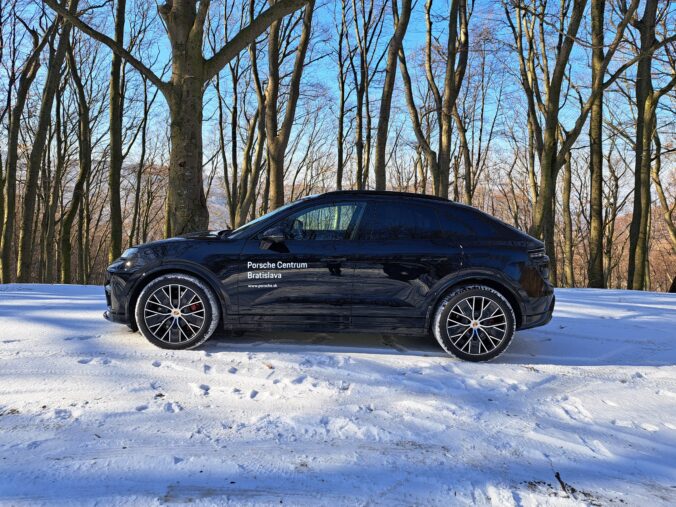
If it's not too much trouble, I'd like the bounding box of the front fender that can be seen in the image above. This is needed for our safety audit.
[124,260,231,324]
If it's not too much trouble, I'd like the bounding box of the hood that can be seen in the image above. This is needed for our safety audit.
[133,230,228,250]
[176,230,225,239]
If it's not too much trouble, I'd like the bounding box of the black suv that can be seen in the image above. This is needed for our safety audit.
[105,191,554,361]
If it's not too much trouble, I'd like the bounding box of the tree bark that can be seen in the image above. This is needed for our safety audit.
[0,21,52,283]
[651,132,676,256]
[265,0,314,210]
[435,0,468,198]
[17,0,79,282]
[373,0,411,190]
[627,0,657,290]
[452,104,472,204]
[108,0,126,262]
[336,0,349,191]
[45,87,66,283]
[562,156,575,287]
[60,39,91,282]
[588,0,605,287]
[526,0,587,285]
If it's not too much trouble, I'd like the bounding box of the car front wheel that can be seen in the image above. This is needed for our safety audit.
[432,285,516,362]
[135,273,220,350]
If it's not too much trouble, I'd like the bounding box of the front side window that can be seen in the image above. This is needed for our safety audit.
[279,202,364,240]
[229,200,299,239]
[355,201,440,240]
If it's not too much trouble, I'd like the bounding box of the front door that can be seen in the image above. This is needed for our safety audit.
[236,201,365,329]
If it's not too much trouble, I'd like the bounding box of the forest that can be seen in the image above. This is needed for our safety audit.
[0,0,674,290]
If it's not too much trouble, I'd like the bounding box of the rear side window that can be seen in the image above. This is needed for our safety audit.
[436,206,501,240]
[356,201,440,240]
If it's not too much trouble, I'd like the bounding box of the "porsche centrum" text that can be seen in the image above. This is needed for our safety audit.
[247,261,309,269]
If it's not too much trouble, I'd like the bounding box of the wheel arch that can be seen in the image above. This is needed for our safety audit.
[126,262,229,330]
[426,274,524,331]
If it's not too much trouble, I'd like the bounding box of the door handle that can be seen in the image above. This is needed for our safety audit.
[321,257,347,262]
[420,256,449,262]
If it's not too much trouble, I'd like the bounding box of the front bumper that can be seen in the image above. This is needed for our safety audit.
[103,309,128,324]
[104,270,135,327]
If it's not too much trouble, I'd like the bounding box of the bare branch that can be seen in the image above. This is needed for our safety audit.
[42,0,168,94]
[204,0,309,82]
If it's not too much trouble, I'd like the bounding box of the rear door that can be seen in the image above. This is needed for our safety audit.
[347,199,463,331]
[236,201,364,328]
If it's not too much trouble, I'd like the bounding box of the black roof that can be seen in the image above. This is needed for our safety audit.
[319,190,452,203]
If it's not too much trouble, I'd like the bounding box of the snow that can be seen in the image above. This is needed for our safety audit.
[1,284,675,506]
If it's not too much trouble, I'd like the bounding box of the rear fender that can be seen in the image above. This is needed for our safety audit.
[424,269,525,330]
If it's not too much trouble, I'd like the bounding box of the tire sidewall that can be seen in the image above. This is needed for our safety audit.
[135,274,220,350]
[433,286,515,362]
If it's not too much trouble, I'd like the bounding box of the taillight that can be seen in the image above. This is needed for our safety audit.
[529,248,546,260]
[529,248,550,280]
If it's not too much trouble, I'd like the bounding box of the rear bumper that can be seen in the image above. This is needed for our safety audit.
[520,294,555,330]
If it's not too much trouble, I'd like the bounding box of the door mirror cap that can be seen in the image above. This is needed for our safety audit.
[261,226,286,244]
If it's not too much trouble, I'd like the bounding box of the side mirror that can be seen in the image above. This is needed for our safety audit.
[261,226,286,244]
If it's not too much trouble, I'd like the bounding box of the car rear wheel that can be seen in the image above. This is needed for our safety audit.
[432,285,515,362]
[135,273,220,350]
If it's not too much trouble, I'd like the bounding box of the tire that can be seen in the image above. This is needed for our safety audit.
[135,273,220,350]
[432,285,516,362]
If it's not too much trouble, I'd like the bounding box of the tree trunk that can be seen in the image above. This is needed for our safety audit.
[0,22,51,283]
[373,0,411,190]
[160,0,211,235]
[335,0,348,191]
[165,81,209,235]
[588,0,605,288]
[61,39,92,283]
[627,0,657,290]
[530,131,559,284]
[265,0,314,210]
[17,0,78,282]
[108,0,126,262]
[452,104,472,204]
[562,156,575,287]
[129,79,149,246]
[45,88,66,283]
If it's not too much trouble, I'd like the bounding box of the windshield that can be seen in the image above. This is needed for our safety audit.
[228,200,299,239]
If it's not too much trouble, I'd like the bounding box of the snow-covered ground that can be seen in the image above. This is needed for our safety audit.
[1,285,675,506]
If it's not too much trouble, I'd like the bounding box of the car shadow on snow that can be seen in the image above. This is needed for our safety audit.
[207,330,446,358]
[206,323,676,367]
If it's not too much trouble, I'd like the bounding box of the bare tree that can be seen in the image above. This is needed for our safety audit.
[627,0,676,290]
[108,0,125,262]
[16,0,79,282]
[44,0,310,236]
[373,0,411,190]
[398,0,469,198]
[265,0,315,209]
[1,16,54,283]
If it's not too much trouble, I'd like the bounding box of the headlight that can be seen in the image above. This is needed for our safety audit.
[121,248,139,259]
[121,248,146,269]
